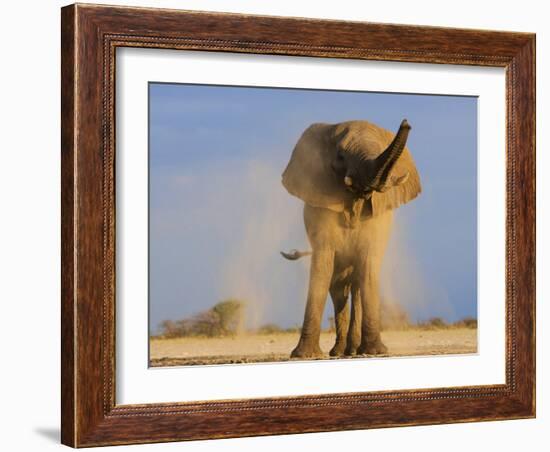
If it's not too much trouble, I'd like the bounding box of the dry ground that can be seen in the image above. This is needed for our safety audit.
[150,328,477,367]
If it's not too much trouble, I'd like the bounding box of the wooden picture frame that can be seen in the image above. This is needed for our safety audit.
[61,3,535,447]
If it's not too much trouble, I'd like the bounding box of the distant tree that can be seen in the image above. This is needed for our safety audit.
[212,299,245,336]
[190,310,223,337]
[418,317,448,329]
[157,319,191,338]
[175,318,194,336]
[257,323,283,334]
[284,325,302,333]
[453,317,477,329]
[158,320,179,338]
[157,299,246,338]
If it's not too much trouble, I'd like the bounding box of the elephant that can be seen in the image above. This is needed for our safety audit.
[280,119,421,358]
[281,248,363,357]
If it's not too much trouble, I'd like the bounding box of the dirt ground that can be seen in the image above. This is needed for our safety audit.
[150,328,477,367]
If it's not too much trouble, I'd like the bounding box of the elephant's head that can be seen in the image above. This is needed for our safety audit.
[281,119,421,217]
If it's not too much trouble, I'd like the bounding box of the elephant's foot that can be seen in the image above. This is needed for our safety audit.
[329,341,346,357]
[344,345,359,356]
[291,343,324,359]
[357,339,388,356]
[345,333,361,356]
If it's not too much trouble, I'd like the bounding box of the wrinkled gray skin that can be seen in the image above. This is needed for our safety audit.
[281,119,421,358]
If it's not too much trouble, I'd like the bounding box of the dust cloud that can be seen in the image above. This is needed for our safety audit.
[381,215,455,323]
[219,160,309,330]
[196,161,449,330]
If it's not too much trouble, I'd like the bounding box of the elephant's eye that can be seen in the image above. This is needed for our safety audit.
[336,151,344,160]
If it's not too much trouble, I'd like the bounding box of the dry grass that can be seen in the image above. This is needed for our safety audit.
[150,328,477,367]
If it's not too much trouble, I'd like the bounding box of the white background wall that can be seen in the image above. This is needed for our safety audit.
[0,1,546,450]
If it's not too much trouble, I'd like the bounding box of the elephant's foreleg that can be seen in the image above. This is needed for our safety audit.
[345,283,362,355]
[291,248,335,358]
[357,268,388,355]
[329,282,350,357]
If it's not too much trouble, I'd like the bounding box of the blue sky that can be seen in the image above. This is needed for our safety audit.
[149,83,477,332]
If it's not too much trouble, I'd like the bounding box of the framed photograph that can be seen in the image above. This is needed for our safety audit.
[61,3,535,447]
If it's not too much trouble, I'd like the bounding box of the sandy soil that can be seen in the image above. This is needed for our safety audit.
[150,328,477,367]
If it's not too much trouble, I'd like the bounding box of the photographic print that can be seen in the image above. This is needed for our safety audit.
[61,6,535,444]
[148,83,478,367]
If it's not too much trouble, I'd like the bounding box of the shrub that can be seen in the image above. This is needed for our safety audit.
[158,299,246,338]
[190,310,223,337]
[284,325,302,333]
[158,320,179,338]
[418,317,448,330]
[454,317,478,329]
[257,323,283,334]
[212,299,245,336]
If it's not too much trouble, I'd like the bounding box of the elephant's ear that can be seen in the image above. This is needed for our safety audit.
[282,123,352,213]
[370,128,422,217]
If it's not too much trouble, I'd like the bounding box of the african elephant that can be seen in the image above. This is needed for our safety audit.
[281,119,421,358]
[281,248,362,357]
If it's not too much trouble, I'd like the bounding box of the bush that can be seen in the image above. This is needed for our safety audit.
[453,317,478,329]
[284,325,302,333]
[212,299,245,336]
[257,323,283,334]
[157,299,245,338]
[190,310,223,337]
[158,320,180,338]
[418,317,448,330]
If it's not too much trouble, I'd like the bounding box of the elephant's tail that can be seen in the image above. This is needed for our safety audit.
[280,249,313,261]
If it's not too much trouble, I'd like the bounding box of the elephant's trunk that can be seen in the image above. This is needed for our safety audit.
[280,249,312,260]
[370,119,411,190]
